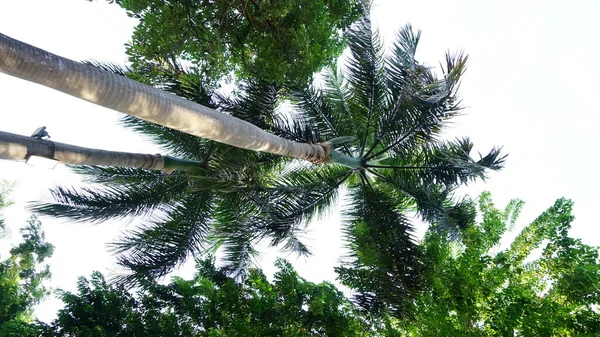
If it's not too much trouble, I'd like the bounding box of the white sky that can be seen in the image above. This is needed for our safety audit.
[1,0,599,323]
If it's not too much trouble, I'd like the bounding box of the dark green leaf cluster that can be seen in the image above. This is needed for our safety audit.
[0,216,54,337]
[40,259,371,336]
[89,0,364,85]
[335,186,425,318]
[400,193,600,336]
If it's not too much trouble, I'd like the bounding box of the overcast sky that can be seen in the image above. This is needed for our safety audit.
[1,0,599,322]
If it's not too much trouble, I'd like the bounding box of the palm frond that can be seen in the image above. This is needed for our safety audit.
[209,164,351,272]
[280,234,312,257]
[216,233,260,279]
[256,164,351,225]
[344,14,387,155]
[83,60,131,77]
[365,48,468,160]
[70,165,184,186]
[370,169,476,237]
[387,24,421,77]
[291,84,353,151]
[365,24,420,159]
[29,174,188,223]
[220,80,281,128]
[322,66,354,154]
[209,194,262,277]
[367,137,506,186]
[110,191,213,287]
[336,185,424,317]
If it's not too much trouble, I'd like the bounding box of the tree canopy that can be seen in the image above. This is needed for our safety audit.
[393,193,600,336]
[90,0,363,85]
[0,181,14,236]
[0,215,54,337]
[40,258,370,337]
[2,193,599,337]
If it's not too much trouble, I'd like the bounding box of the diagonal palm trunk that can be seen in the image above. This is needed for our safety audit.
[0,130,204,172]
[0,33,330,163]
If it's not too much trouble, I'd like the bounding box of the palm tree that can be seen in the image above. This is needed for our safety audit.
[30,10,505,298]
[30,64,327,285]
[0,129,205,172]
[0,32,331,163]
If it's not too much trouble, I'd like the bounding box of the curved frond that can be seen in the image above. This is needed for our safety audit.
[292,83,354,153]
[345,14,387,155]
[220,80,281,129]
[257,164,352,228]
[336,185,424,317]
[110,191,213,287]
[216,233,260,279]
[369,168,476,237]
[83,60,131,77]
[209,194,262,277]
[366,47,468,160]
[222,80,321,144]
[367,137,506,187]
[70,165,181,186]
[30,174,189,223]
[210,164,351,272]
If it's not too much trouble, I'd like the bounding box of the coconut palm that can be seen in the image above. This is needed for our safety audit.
[30,13,504,294]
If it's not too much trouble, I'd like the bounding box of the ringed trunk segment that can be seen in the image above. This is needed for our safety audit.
[0,33,330,164]
[0,130,204,172]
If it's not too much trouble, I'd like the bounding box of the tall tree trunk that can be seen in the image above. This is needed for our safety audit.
[0,130,204,172]
[0,33,330,163]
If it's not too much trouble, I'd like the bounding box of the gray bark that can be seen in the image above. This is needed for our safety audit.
[0,130,166,170]
[0,33,329,163]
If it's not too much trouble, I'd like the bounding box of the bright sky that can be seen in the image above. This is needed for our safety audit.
[1,0,599,323]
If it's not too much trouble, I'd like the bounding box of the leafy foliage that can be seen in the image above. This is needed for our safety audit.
[397,193,600,336]
[33,10,504,295]
[88,0,363,85]
[0,181,14,237]
[41,259,371,336]
[0,215,54,337]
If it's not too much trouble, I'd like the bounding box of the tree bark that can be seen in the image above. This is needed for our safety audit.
[0,33,329,163]
[0,130,203,172]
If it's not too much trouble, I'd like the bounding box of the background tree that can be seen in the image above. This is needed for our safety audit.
[0,215,54,337]
[31,13,504,292]
[42,258,371,337]
[0,181,13,237]
[389,193,600,336]
[90,0,363,85]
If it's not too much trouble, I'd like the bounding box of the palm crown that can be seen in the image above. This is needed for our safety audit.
[32,14,504,294]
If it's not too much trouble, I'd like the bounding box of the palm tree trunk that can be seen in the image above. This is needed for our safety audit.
[0,33,330,163]
[0,130,204,172]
